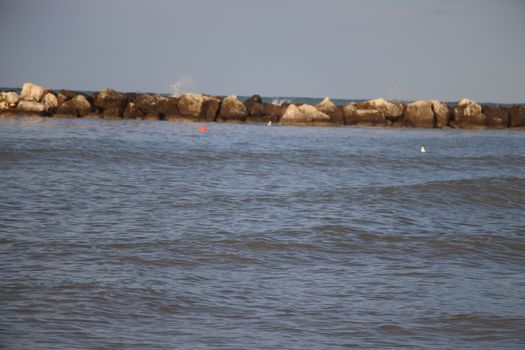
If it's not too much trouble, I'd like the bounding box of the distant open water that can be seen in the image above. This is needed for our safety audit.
[1,115,524,349]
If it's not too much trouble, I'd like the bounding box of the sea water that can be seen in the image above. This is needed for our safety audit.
[1,116,524,349]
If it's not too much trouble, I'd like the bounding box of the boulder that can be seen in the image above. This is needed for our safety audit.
[482,105,509,128]
[357,98,404,119]
[0,91,20,106]
[178,93,207,117]
[57,93,68,106]
[94,88,129,117]
[343,104,385,126]
[342,104,357,125]
[56,95,91,117]
[244,95,264,116]
[157,97,179,119]
[200,97,221,121]
[123,102,145,119]
[42,93,58,113]
[404,100,435,128]
[129,94,179,120]
[509,104,525,127]
[218,95,247,121]
[353,110,385,126]
[14,100,45,114]
[176,93,220,121]
[316,97,344,125]
[451,99,486,128]
[281,104,331,125]
[20,82,46,102]
[431,100,451,128]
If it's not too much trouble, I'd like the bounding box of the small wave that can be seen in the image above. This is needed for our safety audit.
[271,98,292,106]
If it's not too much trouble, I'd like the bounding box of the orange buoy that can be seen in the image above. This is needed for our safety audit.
[199,125,208,133]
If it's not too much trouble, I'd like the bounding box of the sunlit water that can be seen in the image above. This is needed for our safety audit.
[1,115,524,349]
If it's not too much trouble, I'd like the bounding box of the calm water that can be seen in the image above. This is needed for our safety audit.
[1,115,524,349]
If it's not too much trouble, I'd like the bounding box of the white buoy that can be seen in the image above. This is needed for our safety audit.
[420,146,427,153]
[267,121,272,126]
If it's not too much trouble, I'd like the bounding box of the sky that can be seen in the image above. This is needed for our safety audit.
[1,0,524,102]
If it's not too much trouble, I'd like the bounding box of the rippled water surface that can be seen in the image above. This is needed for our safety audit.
[1,116,525,349]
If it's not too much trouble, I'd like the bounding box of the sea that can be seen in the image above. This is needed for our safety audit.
[1,115,524,349]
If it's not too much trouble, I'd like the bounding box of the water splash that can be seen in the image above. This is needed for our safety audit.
[271,98,292,106]
[170,77,193,97]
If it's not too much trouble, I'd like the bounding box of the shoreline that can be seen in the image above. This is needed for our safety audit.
[1,82,524,129]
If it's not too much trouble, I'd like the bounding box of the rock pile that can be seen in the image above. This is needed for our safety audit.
[1,82,523,129]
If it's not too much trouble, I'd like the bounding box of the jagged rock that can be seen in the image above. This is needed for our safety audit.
[509,104,525,127]
[404,100,435,128]
[94,88,129,117]
[56,95,91,117]
[14,100,45,114]
[357,98,404,118]
[218,95,247,121]
[123,102,145,119]
[316,97,344,125]
[20,82,46,102]
[451,99,486,128]
[42,93,58,113]
[281,104,331,125]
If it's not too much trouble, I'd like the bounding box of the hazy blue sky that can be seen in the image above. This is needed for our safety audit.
[1,0,524,102]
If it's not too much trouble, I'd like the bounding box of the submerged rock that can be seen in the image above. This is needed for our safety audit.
[20,82,46,102]
[281,104,331,125]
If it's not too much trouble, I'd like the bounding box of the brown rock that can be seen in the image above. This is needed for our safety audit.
[509,104,525,127]
[356,98,404,118]
[244,95,264,116]
[404,100,434,128]
[316,98,344,125]
[482,105,509,128]
[431,100,451,128]
[451,98,497,128]
[56,95,91,117]
[281,104,331,125]
[94,88,129,117]
[123,102,145,119]
[218,95,247,121]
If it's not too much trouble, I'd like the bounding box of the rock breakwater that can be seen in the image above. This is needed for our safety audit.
[1,82,524,129]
